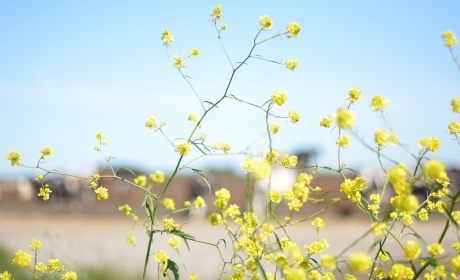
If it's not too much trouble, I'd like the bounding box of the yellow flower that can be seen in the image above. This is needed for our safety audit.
[208,213,222,226]
[375,267,386,279]
[320,115,334,128]
[126,231,136,246]
[175,141,191,156]
[392,195,419,215]
[30,238,42,252]
[389,132,398,145]
[453,242,460,254]
[154,250,169,264]
[312,218,325,229]
[61,272,78,280]
[265,253,274,262]
[370,193,380,204]
[345,274,357,280]
[271,90,287,106]
[38,184,52,201]
[259,15,273,30]
[425,138,440,152]
[419,208,429,221]
[349,252,372,273]
[336,135,351,148]
[389,264,406,280]
[270,190,281,203]
[375,129,390,147]
[150,171,165,185]
[275,254,289,268]
[94,186,108,200]
[452,256,460,271]
[40,145,54,159]
[336,108,356,129]
[387,163,409,196]
[188,113,199,123]
[219,23,227,30]
[428,242,444,256]
[348,86,362,103]
[225,204,241,219]
[443,30,458,47]
[0,271,11,280]
[404,241,421,260]
[95,132,107,145]
[161,29,174,45]
[281,154,298,167]
[145,116,165,131]
[289,110,300,124]
[6,149,22,166]
[134,175,147,187]
[163,198,176,210]
[452,98,460,113]
[35,262,46,273]
[269,122,280,134]
[241,156,270,180]
[47,258,64,272]
[189,48,199,58]
[266,149,280,165]
[340,178,367,203]
[370,95,389,111]
[194,196,206,210]
[173,55,185,68]
[424,159,445,180]
[321,255,336,269]
[163,218,180,231]
[35,174,43,181]
[169,237,181,248]
[448,121,460,135]
[210,5,222,21]
[285,59,298,71]
[287,22,301,38]
[432,265,446,278]
[212,141,231,154]
[371,223,386,236]
[118,204,131,216]
[379,252,389,261]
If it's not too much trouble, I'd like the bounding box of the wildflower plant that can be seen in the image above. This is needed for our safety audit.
[4,5,460,280]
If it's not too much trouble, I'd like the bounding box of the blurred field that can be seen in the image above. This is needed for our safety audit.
[1,213,459,279]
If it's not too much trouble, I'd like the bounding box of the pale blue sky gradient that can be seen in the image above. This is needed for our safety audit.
[1,1,460,178]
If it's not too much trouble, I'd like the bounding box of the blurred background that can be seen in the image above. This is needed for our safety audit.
[1,0,460,279]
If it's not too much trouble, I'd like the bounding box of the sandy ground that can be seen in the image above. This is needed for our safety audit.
[1,213,458,279]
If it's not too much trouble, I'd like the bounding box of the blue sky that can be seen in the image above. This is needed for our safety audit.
[1,1,459,179]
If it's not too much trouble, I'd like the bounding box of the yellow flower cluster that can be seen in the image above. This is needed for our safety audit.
[285,59,298,71]
[225,204,241,219]
[161,28,174,45]
[348,86,362,103]
[145,116,166,131]
[271,90,287,106]
[173,55,185,68]
[30,238,42,252]
[210,5,222,21]
[389,264,413,280]
[349,252,372,273]
[12,250,31,267]
[336,135,351,148]
[240,156,269,180]
[259,15,273,30]
[269,190,281,204]
[287,22,301,38]
[320,115,334,128]
[154,250,169,264]
[448,121,460,136]
[47,258,65,272]
[284,182,310,211]
[289,110,300,123]
[189,48,199,58]
[6,149,22,166]
[340,178,367,203]
[403,240,421,260]
[387,163,409,196]
[312,217,325,229]
[118,204,131,216]
[418,137,440,152]
[38,184,52,201]
[453,98,460,113]
[374,129,390,147]
[61,271,78,280]
[163,198,176,210]
[214,188,231,209]
[443,30,458,47]
[212,141,231,154]
[150,170,165,185]
[280,154,298,167]
[175,141,192,156]
[95,186,109,200]
[126,231,136,246]
[134,175,147,187]
[336,108,355,129]
[370,95,389,111]
[169,237,181,248]
[193,196,206,210]
[304,239,329,255]
[163,218,180,232]
[40,145,54,159]
[269,122,280,134]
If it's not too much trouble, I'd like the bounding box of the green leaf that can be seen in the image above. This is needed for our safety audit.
[116,167,136,176]
[256,259,268,280]
[162,259,179,280]
[191,168,212,193]
[274,232,282,250]
[190,142,206,155]
[443,206,459,229]
[383,251,394,265]
[220,238,227,249]
[345,168,362,176]
[141,194,154,224]
[409,232,429,254]
[203,100,219,108]
[167,229,196,240]
[182,237,191,252]
[204,146,212,154]
[336,267,344,279]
